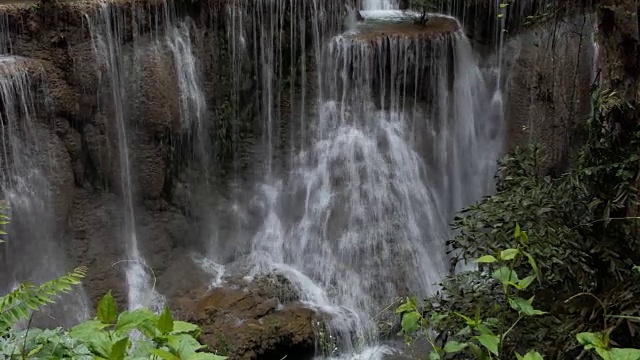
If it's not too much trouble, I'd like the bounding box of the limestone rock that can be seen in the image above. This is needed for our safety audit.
[84,113,120,188]
[139,49,181,136]
[133,135,166,200]
[175,277,318,360]
[62,125,85,185]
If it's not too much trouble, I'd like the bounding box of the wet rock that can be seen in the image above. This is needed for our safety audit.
[174,276,318,360]
[83,115,119,188]
[503,15,595,173]
[62,125,85,185]
[67,189,128,306]
[133,135,166,200]
[139,49,181,136]
[30,120,76,224]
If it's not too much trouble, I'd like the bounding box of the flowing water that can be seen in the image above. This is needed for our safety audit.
[0,57,90,326]
[361,0,397,11]
[224,4,504,358]
[86,2,172,312]
[0,0,506,356]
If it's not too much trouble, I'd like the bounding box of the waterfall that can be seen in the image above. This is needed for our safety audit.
[86,3,164,312]
[167,18,210,176]
[0,57,90,326]
[234,9,504,358]
[361,0,398,11]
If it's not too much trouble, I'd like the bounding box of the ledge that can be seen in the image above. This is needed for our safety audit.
[349,15,459,42]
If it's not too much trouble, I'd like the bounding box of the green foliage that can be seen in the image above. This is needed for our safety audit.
[397,226,547,359]
[0,268,87,330]
[449,144,593,293]
[0,197,224,359]
[400,85,640,359]
[0,200,10,239]
[575,89,639,228]
[0,292,226,360]
[577,330,640,360]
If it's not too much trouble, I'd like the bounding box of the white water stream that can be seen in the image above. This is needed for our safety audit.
[227,4,505,358]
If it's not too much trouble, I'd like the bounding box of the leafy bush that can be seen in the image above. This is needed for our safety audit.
[0,291,226,360]
[397,226,547,360]
[0,267,87,330]
[0,206,225,360]
[398,87,640,359]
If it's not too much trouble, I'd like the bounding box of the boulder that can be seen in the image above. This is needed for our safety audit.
[175,276,318,360]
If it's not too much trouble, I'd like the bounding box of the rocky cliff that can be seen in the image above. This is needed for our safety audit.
[0,0,597,357]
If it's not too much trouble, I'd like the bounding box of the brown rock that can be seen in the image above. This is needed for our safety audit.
[63,125,85,185]
[83,115,120,187]
[504,15,596,173]
[133,134,166,199]
[176,277,318,360]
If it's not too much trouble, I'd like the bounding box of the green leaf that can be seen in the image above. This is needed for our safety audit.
[401,311,421,333]
[187,354,228,360]
[116,309,155,335]
[456,326,472,337]
[158,306,174,334]
[428,351,441,360]
[87,331,113,358]
[518,275,537,290]
[395,300,416,314]
[508,297,546,316]
[152,349,180,360]
[577,332,607,349]
[500,248,519,261]
[110,337,129,360]
[608,348,640,360]
[475,255,498,263]
[632,265,640,274]
[172,321,201,335]
[444,341,468,353]
[516,350,544,360]
[468,343,484,360]
[27,344,44,357]
[69,320,110,342]
[492,266,519,285]
[597,347,613,360]
[137,317,161,339]
[514,223,522,239]
[97,291,118,324]
[429,313,447,327]
[168,333,205,358]
[522,250,540,278]
[475,333,500,356]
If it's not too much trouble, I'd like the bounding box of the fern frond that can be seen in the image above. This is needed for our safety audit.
[0,266,87,329]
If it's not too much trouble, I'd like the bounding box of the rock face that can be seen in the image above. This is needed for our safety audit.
[0,0,599,356]
[174,276,318,360]
[503,14,596,173]
[0,0,350,309]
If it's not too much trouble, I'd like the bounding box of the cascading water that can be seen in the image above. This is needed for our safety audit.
[167,19,210,175]
[361,0,397,11]
[227,7,504,359]
[0,57,90,326]
[87,3,164,311]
